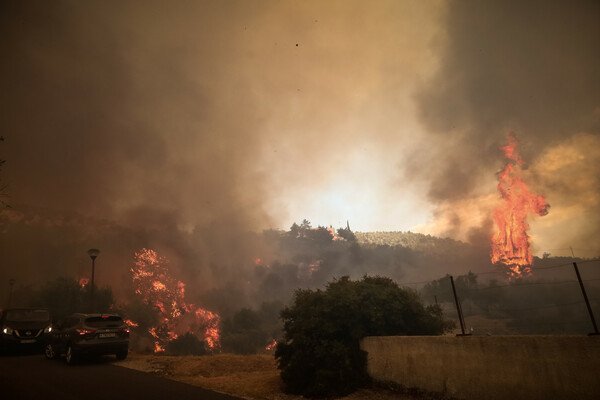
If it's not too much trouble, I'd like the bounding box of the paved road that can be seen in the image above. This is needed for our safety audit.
[0,352,242,400]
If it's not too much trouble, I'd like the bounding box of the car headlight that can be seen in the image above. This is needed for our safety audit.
[44,325,53,334]
[2,326,13,335]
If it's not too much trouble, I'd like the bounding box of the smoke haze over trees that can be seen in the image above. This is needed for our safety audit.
[3,216,598,356]
[0,1,598,346]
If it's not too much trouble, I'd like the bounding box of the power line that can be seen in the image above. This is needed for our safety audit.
[396,259,600,289]
[477,300,585,313]
[398,280,435,286]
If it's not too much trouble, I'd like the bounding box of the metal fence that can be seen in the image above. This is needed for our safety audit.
[401,259,600,336]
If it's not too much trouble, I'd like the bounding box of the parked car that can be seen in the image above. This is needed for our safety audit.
[44,313,129,364]
[0,308,53,354]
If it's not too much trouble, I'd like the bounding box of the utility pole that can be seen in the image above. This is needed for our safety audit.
[450,276,470,336]
[573,262,599,335]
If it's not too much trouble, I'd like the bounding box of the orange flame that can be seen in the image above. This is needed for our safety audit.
[79,277,89,288]
[123,319,139,327]
[131,248,221,352]
[265,339,277,350]
[491,133,549,276]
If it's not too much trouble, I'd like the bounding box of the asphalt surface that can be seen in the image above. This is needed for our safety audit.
[0,351,242,400]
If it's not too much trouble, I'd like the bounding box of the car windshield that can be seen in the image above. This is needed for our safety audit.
[85,316,123,328]
[5,309,50,322]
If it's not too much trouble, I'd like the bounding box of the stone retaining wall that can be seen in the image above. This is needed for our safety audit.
[360,335,600,400]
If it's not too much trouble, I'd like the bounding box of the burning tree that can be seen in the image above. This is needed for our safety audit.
[129,248,220,352]
[491,133,549,277]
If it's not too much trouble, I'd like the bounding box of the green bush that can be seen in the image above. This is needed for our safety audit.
[220,308,267,354]
[275,275,453,397]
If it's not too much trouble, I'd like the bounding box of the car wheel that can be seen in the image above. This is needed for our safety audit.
[65,345,77,365]
[44,343,57,359]
[116,350,128,361]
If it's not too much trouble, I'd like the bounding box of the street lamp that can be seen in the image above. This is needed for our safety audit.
[87,248,100,313]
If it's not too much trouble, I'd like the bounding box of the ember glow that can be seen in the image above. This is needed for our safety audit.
[265,339,277,351]
[123,319,139,328]
[130,248,221,352]
[491,133,549,276]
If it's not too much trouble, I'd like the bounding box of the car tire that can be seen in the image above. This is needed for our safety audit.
[65,345,78,365]
[44,343,57,359]
[116,350,128,361]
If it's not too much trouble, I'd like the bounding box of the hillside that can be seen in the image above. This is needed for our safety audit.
[355,231,471,253]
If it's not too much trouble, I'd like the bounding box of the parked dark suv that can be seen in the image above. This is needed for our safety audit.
[0,308,52,354]
[44,313,129,364]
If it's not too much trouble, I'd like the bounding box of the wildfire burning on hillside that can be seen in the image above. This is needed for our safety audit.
[130,248,220,352]
[491,133,549,277]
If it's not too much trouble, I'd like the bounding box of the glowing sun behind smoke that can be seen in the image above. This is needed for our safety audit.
[491,133,549,277]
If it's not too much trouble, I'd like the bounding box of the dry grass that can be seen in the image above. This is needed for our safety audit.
[116,353,433,400]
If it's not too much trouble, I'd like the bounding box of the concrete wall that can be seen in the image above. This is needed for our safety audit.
[360,335,600,400]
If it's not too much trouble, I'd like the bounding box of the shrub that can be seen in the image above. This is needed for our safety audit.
[220,308,267,354]
[275,275,453,397]
[36,277,114,319]
[165,333,206,355]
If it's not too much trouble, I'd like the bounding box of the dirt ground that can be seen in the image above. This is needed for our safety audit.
[116,353,438,400]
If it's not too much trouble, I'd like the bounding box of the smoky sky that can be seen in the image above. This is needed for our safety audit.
[414,0,599,196]
[0,0,440,231]
[0,0,273,232]
[0,0,599,302]
[0,0,444,296]
[410,0,600,249]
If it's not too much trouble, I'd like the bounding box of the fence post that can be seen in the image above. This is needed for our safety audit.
[573,262,599,335]
[450,275,470,336]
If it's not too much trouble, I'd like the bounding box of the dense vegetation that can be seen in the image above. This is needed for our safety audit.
[165,332,207,355]
[8,276,114,320]
[275,275,453,397]
[355,230,470,251]
[219,302,282,354]
[423,267,600,334]
[4,217,598,357]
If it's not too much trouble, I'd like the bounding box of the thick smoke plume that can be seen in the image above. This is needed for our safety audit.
[0,0,442,303]
[411,0,600,254]
[0,1,598,312]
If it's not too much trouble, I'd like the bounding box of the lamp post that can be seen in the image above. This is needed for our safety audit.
[87,248,100,313]
[7,278,15,308]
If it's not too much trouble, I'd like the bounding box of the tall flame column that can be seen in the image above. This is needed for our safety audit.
[490,133,549,277]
